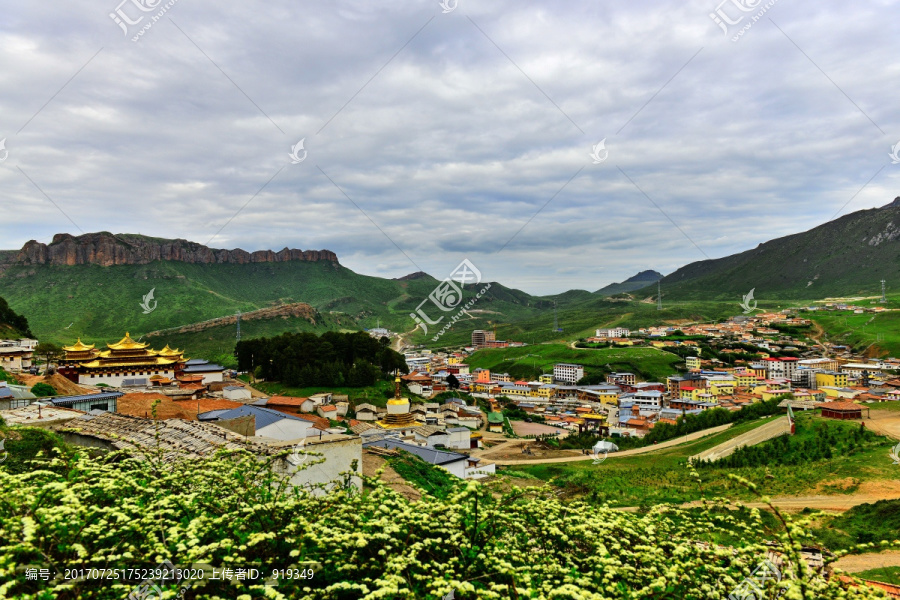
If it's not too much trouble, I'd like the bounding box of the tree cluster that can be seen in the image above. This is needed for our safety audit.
[0,296,33,337]
[235,331,408,388]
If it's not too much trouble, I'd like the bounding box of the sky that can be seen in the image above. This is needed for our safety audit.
[2,0,899,295]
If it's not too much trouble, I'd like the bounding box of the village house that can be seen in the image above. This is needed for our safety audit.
[54,412,361,495]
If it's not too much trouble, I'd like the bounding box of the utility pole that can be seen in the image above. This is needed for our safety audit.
[657,280,662,311]
[881,280,887,303]
[236,310,241,341]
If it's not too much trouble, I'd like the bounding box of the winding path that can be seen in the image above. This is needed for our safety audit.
[476,424,733,466]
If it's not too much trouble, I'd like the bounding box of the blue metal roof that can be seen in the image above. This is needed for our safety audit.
[215,405,307,430]
[50,391,123,407]
[362,438,466,466]
[198,409,233,421]
[181,363,224,373]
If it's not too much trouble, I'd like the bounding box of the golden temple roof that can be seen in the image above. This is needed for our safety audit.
[62,338,95,352]
[79,357,180,369]
[108,332,149,350]
[158,344,183,357]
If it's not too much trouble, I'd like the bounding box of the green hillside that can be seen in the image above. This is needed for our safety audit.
[647,201,900,300]
[466,343,682,382]
[0,257,562,357]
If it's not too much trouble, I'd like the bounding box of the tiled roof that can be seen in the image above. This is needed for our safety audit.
[55,412,272,462]
[820,401,863,411]
[268,395,307,406]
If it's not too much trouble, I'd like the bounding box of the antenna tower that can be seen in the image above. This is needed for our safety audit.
[657,280,662,310]
[236,310,242,341]
[881,280,887,303]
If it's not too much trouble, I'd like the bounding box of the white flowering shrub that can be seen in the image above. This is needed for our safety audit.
[0,447,886,599]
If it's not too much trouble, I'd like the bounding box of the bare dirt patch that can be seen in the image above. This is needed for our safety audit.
[362,451,422,502]
[833,550,900,573]
[510,421,567,437]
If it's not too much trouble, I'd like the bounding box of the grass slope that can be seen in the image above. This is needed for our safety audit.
[466,343,682,382]
[649,202,900,300]
[515,413,899,508]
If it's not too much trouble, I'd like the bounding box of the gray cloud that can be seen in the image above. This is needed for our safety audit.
[1,0,897,295]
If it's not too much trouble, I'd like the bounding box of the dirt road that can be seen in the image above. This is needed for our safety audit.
[616,485,900,513]
[692,417,790,462]
[864,410,900,442]
[833,550,900,573]
[476,424,733,466]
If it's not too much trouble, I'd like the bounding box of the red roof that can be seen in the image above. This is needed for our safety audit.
[268,395,308,407]
[290,413,330,428]
[820,401,863,411]
[319,405,337,412]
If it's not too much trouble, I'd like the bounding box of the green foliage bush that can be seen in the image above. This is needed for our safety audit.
[29,383,57,398]
[0,447,877,599]
[0,367,19,385]
[0,426,71,474]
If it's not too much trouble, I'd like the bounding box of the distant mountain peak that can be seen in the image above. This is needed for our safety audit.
[880,196,900,209]
[623,270,663,283]
[395,271,432,281]
[594,270,663,296]
[2,232,338,269]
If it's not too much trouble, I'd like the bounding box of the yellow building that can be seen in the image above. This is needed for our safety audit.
[708,382,734,397]
[539,374,553,385]
[735,372,760,387]
[816,371,848,388]
[685,356,701,370]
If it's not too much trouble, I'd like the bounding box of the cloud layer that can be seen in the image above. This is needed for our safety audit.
[1,0,898,294]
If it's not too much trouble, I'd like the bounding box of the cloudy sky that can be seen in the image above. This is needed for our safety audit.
[2,0,898,295]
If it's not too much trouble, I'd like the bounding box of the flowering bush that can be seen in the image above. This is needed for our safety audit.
[0,443,886,599]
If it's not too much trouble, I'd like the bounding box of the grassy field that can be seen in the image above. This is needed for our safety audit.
[851,567,900,585]
[514,413,899,507]
[809,308,900,357]
[466,343,683,382]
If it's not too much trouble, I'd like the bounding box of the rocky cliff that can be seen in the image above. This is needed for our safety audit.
[2,232,338,268]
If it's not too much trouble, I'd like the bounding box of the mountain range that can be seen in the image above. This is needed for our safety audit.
[2,199,899,358]
[653,198,900,300]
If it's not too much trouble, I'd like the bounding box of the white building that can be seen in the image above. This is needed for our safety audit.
[595,327,630,338]
[180,359,225,384]
[0,343,33,372]
[213,405,315,440]
[553,363,585,384]
[363,439,493,480]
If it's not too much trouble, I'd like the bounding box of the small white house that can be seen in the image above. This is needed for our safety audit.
[223,385,252,401]
[445,427,473,450]
[355,403,378,421]
[317,404,338,419]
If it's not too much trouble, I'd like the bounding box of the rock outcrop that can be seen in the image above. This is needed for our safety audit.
[4,232,338,267]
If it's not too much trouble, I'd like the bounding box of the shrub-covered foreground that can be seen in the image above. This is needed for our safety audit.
[0,447,890,599]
